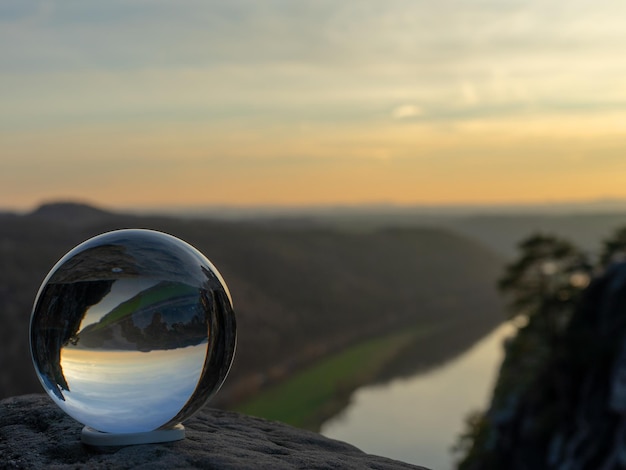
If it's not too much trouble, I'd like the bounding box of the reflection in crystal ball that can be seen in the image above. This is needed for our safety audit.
[30,229,236,434]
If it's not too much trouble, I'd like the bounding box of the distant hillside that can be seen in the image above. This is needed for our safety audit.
[31,201,110,217]
[444,213,626,258]
[248,210,626,258]
[0,203,505,406]
[30,202,115,225]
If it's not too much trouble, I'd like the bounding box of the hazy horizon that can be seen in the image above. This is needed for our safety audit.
[6,196,626,218]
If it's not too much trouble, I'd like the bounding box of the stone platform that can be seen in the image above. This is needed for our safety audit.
[0,394,427,469]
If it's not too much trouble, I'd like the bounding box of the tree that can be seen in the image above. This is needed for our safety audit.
[600,226,626,267]
[498,234,591,344]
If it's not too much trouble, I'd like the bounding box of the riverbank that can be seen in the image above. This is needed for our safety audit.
[322,322,516,469]
[234,316,502,432]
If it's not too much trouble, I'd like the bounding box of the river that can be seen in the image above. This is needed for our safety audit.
[320,321,516,470]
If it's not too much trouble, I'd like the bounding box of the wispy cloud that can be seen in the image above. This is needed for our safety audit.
[391,105,423,120]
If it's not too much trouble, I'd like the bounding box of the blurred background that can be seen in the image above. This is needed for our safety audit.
[2,2,626,469]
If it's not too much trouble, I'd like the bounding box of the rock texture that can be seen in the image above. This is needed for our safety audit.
[0,395,427,469]
[460,261,626,469]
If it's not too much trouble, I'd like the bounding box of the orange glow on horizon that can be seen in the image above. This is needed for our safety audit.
[3,111,626,211]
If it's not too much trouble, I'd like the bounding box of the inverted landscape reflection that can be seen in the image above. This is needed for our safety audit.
[57,277,208,433]
[60,344,207,433]
[30,229,236,434]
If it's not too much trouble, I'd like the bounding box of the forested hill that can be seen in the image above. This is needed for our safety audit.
[0,202,505,404]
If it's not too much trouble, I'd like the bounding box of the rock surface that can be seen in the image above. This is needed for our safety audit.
[460,260,626,469]
[0,395,427,469]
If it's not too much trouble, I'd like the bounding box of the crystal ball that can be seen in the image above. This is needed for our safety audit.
[30,229,236,434]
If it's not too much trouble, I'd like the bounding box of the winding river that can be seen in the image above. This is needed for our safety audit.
[320,322,516,470]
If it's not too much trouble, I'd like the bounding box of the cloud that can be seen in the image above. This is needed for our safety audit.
[2,0,625,73]
[391,105,423,120]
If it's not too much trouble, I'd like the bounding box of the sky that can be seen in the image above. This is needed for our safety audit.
[2,0,626,211]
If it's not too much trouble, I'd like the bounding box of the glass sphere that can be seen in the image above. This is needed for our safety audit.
[30,229,236,434]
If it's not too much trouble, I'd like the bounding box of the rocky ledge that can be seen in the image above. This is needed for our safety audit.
[0,395,427,469]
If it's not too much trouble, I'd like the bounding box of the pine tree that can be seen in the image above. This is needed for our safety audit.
[498,234,591,345]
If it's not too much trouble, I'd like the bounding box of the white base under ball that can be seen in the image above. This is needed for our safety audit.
[81,424,186,446]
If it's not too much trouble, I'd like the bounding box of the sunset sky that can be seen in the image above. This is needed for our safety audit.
[2,1,626,211]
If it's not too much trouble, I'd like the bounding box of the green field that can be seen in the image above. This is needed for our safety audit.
[235,324,436,430]
[84,281,197,332]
